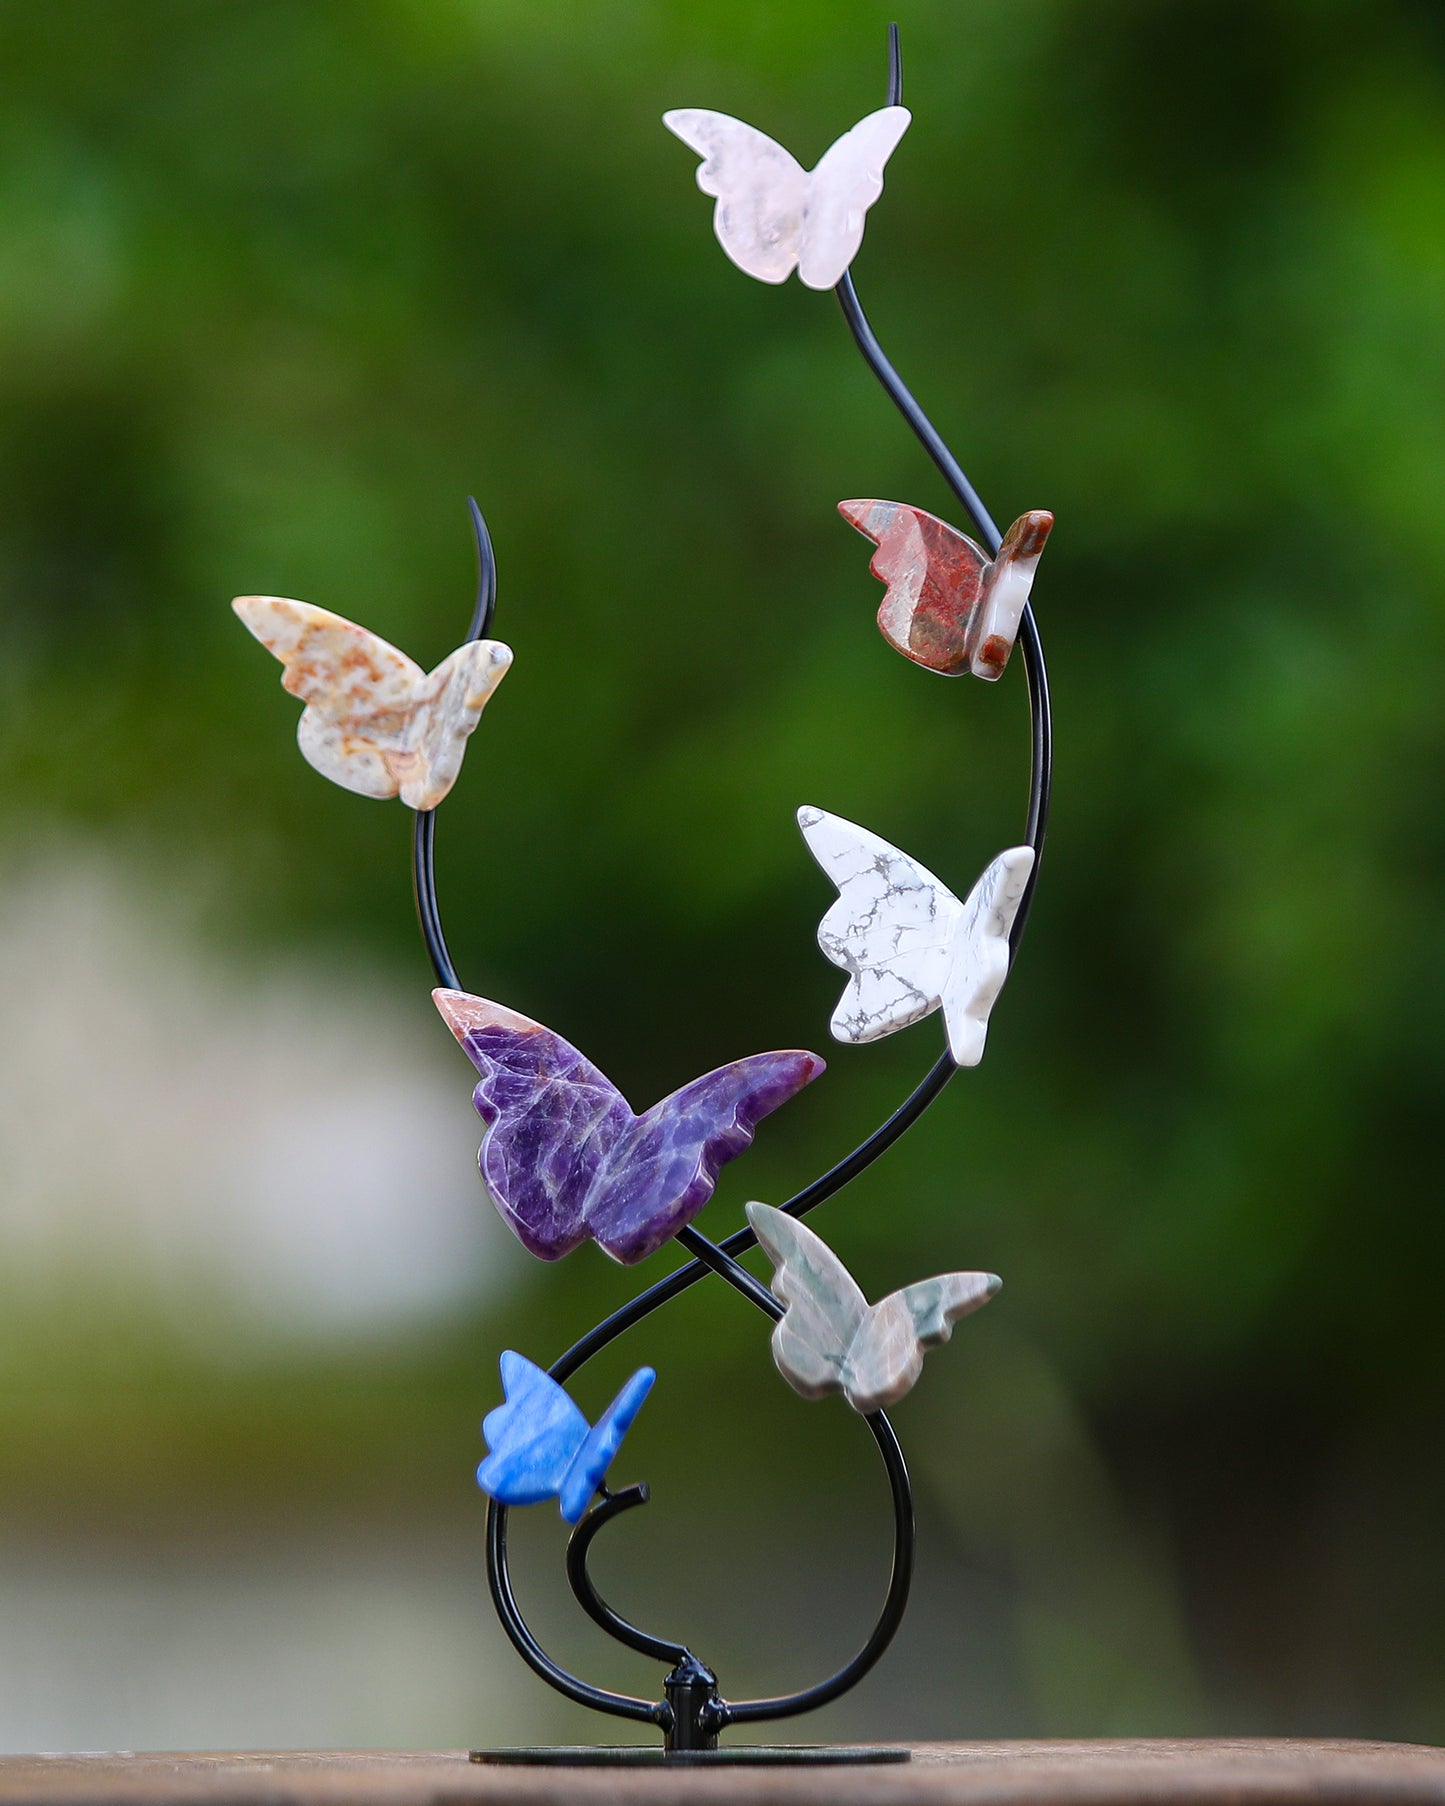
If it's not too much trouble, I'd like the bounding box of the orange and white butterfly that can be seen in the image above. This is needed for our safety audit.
[233,597,511,811]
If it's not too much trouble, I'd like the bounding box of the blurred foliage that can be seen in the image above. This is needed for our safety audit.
[0,0,1443,1749]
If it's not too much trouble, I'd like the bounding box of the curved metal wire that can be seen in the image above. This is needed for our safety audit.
[548,1228,916,1734]
[485,1488,666,1726]
[833,274,1053,948]
[418,23,1055,1742]
[655,1229,915,1730]
[485,1222,916,1735]
[413,498,497,994]
[539,270,1056,1395]
[724,1408,913,1727]
[566,1487,694,1666]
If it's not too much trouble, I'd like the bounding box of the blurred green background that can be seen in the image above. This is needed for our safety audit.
[1,0,1443,1755]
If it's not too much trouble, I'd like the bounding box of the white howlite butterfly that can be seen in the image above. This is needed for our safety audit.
[662,106,911,290]
[797,806,1034,1067]
[233,597,512,811]
[747,1203,999,1414]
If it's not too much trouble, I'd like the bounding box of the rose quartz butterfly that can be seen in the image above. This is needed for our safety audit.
[663,107,911,291]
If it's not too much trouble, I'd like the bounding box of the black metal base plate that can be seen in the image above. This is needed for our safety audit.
[471,1745,909,1767]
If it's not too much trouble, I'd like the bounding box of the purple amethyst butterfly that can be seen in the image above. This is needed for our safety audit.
[435,989,825,1265]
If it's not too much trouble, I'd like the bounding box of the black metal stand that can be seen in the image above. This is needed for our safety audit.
[416,25,1054,1760]
[469,1745,910,1767]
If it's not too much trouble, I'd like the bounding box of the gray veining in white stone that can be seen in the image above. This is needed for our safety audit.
[797,806,1033,1066]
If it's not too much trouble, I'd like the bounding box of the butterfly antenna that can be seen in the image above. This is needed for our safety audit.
[886,22,903,109]
[466,496,499,641]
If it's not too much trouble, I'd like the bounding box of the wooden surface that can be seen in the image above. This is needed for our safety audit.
[0,1742,1440,1806]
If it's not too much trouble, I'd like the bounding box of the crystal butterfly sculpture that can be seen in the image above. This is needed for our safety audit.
[747,1204,999,1414]
[435,990,825,1265]
[838,500,1054,680]
[797,806,1033,1067]
[478,1351,655,1524]
[662,106,911,290]
[233,596,512,810]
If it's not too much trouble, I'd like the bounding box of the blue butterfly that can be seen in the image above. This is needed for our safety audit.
[477,1350,655,1524]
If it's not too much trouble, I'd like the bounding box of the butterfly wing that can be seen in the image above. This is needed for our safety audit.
[397,639,512,810]
[746,1202,870,1401]
[234,596,426,799]
[971,510,1053,680]
[557,1367,656,1524]
[435,990,822,1266]
[663,109,808,283]
[234,597,510,808]
[838,499,990,675]
[938,847,1035,1067]
[477,1350,589,1507]
[585,1050,826,1266]
[433,990,632,1261]
[796,107,911,290]
[797,806,964,1045]
[842,1272,1001,1414]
